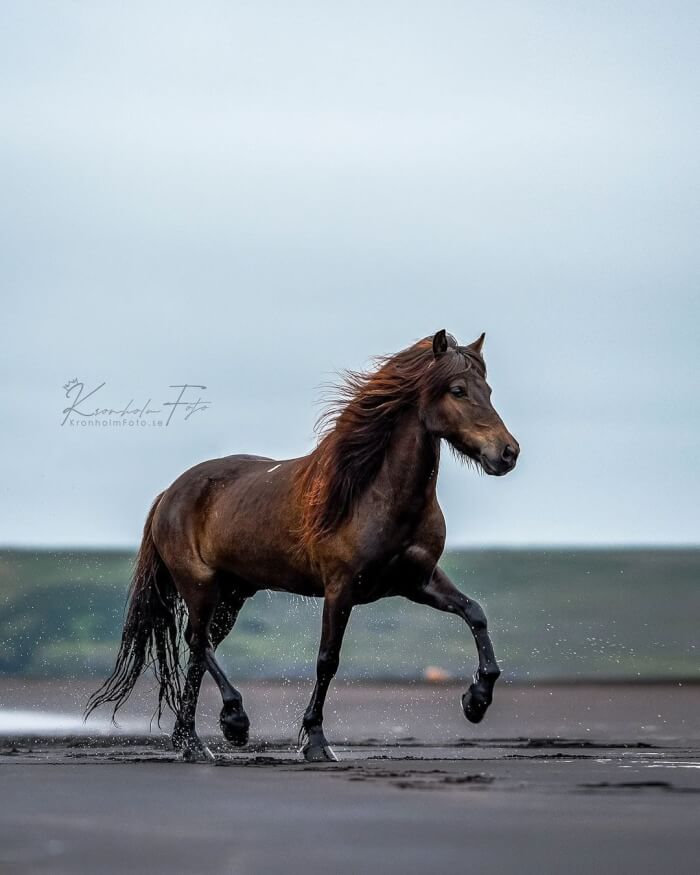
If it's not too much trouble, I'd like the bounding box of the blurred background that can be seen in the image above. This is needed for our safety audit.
[1,2,698,693]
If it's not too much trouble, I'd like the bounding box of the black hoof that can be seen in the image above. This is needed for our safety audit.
[462,682,493,724]
[172,724,215,762]
[181,743,215,763]
[220,707,250,746]
[301,740,338,762]
[299,727,338,762]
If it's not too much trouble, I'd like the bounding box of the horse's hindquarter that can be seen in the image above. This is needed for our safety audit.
[154,454,317,594]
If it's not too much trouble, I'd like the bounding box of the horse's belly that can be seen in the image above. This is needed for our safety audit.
[214,544,321,596]
[264,579,324,598]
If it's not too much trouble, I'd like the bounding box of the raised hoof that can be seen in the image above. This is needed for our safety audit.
[461,683,492,724]
[301,740,339,763]
[220,708,250,747]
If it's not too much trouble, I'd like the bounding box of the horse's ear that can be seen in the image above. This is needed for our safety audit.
[432,329,449,358]
[467,332,486,355]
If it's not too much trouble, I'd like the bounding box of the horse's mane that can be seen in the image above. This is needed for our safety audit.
[295,335,484,546]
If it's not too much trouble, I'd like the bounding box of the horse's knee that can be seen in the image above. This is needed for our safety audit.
[317,648,340,679]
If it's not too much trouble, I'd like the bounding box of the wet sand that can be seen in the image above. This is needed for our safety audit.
[1,681,699,874]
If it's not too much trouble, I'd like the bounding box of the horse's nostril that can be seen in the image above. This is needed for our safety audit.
[502,444,517,463]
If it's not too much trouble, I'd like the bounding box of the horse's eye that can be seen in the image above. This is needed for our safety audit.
[449,386,466,398]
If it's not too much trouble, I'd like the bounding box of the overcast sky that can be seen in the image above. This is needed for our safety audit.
[1,1,698,547]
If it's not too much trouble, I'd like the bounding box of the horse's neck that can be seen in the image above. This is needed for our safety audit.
[374,411,440,515]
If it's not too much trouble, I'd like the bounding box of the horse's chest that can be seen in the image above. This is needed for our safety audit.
[351,543,428,604]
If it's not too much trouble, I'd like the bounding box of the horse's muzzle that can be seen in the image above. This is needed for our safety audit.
[480,442,519,476]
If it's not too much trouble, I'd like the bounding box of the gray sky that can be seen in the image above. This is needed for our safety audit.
[1,1,698,547]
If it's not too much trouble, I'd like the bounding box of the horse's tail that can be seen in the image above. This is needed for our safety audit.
[85,492,185,722]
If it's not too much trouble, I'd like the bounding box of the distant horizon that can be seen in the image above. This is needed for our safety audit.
[2,542,698,552]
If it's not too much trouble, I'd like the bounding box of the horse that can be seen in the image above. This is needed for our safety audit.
[86,329,519,761]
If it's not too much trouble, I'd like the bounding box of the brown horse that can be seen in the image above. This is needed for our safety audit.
[87,330,519,761]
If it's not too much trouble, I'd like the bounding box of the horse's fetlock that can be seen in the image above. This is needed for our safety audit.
[223,693,243,711]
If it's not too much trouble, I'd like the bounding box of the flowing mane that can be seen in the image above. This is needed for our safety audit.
[295,335,484,545]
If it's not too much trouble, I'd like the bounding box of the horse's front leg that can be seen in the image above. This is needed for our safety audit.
[300,589,352,762]
[405,567,501,723]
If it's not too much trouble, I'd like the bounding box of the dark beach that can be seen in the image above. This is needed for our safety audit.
[2,679,699,874]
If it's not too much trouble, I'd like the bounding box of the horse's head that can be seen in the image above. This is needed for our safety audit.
[421,329,519,476]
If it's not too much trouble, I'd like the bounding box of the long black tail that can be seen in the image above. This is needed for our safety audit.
[85,493,185,722]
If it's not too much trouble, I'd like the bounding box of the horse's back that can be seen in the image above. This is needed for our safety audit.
[170,453,274,485]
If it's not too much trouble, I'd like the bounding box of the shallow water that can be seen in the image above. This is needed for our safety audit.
[0,709,147,735]
[2,678,699,746]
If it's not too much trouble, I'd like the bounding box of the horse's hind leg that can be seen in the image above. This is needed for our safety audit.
[173,650,211,761]
[173,586,248,761]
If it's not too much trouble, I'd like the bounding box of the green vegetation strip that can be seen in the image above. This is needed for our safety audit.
[1,549,698,681]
